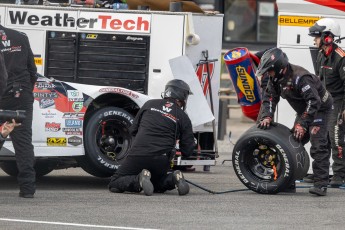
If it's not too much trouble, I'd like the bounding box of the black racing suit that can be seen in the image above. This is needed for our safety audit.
[0,52,8,98]
[315,44,345,178]
[259,64,333,187]
[0,25,37,195]
[251,48,273,120]
[0,52,7,152]
[108,98,195,193]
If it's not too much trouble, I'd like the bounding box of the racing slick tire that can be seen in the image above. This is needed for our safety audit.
[232,123,309,194]
[77,107,134,178]
[0,161,54,177]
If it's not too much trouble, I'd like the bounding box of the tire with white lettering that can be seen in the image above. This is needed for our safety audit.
[232,123,309,194]
[78,107,134,177]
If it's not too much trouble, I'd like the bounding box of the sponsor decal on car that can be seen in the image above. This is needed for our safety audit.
[47,137,67,146]
[65,119,83,128]
[65,131,83,135]
[62,128,81,132]
[45,122,61,132]
[33,92,58,98]
[39,98,55,109]
[68,136,83,146]
[67,90,83,101]
[41,110,57,119]
[99,88,139,98]
[62,112,84,119]
[35,82,56,90]
[72,101,83,112]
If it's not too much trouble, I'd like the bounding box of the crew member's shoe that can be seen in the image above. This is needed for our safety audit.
[19,192,34,198]
[309,186,327,196]
[329,175,344,188]
[303,174,314,183]
[139,169,154,196]
[173,170,189,195]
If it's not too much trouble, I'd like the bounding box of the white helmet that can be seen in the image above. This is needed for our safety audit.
[309,18,341,37]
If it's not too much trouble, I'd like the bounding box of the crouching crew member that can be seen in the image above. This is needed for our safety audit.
[257,48,333,196]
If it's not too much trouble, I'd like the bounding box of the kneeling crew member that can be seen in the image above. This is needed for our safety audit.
[108,79,195,196]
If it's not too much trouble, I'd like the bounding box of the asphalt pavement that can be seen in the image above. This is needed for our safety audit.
[1,108,345,230]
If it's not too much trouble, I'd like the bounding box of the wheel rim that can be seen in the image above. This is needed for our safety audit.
[96,119,131,163]
[243,138,284,181]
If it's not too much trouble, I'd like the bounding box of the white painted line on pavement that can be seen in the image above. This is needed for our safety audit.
[0,218,160,230]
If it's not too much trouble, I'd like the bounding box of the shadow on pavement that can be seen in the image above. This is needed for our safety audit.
[0,174,109,191]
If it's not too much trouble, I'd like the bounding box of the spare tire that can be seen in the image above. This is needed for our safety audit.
[232,123,309,194]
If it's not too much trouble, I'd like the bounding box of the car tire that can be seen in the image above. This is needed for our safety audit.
[78,106,134,177]
[0,161,54,177]
[232,123,309,194]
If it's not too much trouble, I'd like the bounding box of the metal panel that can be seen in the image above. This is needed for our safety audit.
[147,14,184,99]
[46,31,77,82]
[45,32,150,92]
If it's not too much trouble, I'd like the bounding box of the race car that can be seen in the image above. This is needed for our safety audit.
[0,76,151,177]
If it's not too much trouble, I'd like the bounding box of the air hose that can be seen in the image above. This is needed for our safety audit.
[185,179,319,194]
[185,179,249,194]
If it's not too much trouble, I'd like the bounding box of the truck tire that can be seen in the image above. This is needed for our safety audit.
[78,107,133,177]
[232,123,309,194]
[0,161,54,177]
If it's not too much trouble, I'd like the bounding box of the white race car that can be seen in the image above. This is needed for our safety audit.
[0,74,217,177]
[0,76,151,177]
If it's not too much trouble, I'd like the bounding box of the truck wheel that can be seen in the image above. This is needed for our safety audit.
[232,123,309,194]
[78,107,133,177]
[0,161,54,177]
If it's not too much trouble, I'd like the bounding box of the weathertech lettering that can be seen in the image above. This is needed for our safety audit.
[7,9,151,33]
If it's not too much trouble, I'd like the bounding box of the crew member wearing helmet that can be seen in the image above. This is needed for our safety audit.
[257,48,333,196]
[308,18,345,187]
[108,79,195,196]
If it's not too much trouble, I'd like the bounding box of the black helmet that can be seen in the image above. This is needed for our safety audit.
[163,79,193,109]
[256,48,289,78]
